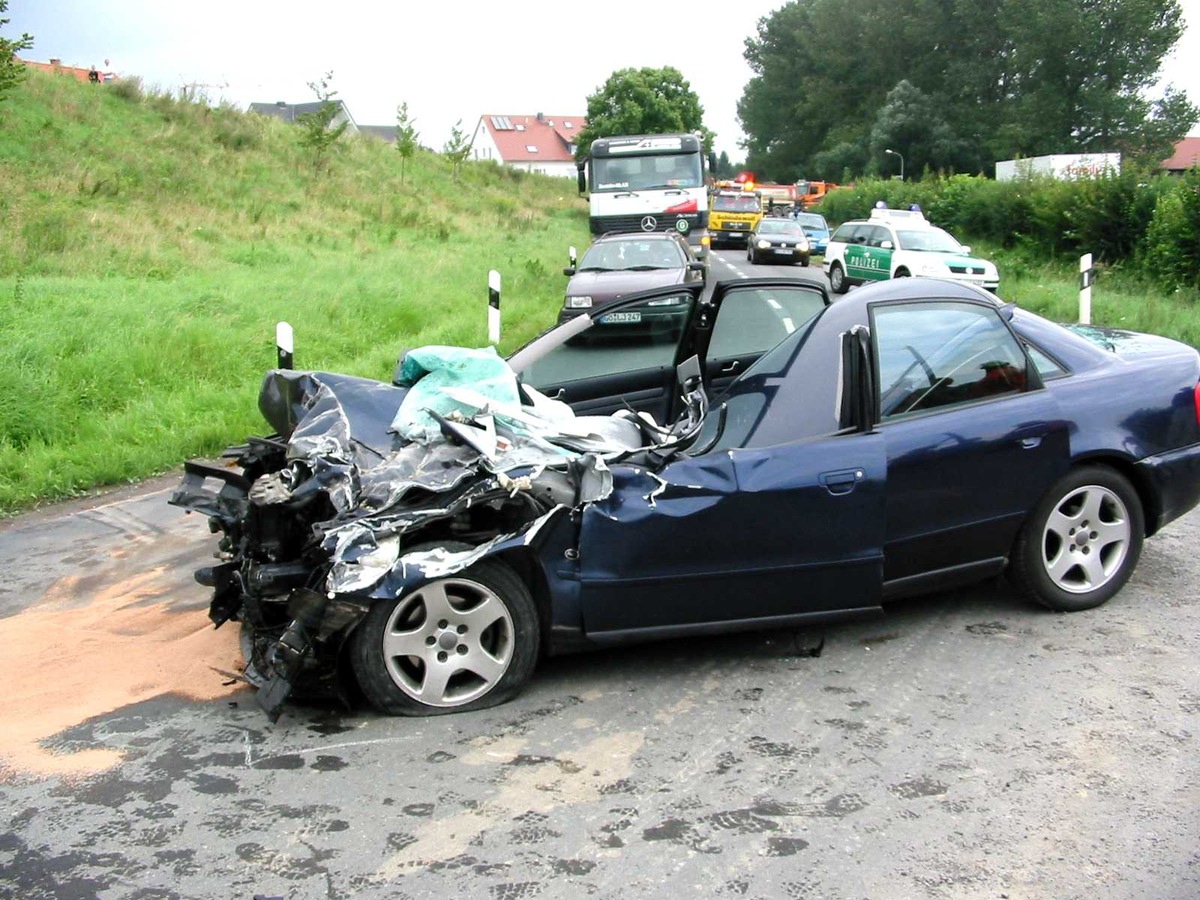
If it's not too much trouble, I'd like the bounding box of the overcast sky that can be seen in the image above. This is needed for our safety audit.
[8,0,1199,161]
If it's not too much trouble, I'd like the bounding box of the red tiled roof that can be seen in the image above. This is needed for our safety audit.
[480,114,586,164]
[19,57,114,83]
[1162,136,1200,171]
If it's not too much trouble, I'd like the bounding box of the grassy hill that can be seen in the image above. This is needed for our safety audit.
[0,70,590,511]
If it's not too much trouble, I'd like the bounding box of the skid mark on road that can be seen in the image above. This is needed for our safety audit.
[374,731,644,878]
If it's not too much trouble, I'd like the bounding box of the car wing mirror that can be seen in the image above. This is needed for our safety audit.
[880,240,894,250]
[961,245,972,254]
[687,261,705,272]
[563,267,576,276]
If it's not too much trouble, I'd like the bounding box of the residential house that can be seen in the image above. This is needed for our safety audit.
[471,113,585,178]
[249,100,359,136]
[1162,135,1200,174]
[20,57,117,83]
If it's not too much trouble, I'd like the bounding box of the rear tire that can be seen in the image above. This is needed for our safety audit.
[829,262,849,294]
[351,557,539,715]
[1010,466,1144,612]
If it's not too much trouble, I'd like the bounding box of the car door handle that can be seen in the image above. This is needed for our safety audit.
[820,468,864,496]
[1019,436,1042,449]
[720,360,741,374]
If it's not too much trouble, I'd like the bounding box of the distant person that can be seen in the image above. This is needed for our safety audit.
[88,65,100,84]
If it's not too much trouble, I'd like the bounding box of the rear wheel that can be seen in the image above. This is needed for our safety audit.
[351,558,539,715]
[1011,466,1144,612]
[829,262,849,294]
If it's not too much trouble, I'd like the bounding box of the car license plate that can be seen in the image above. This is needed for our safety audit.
[777,248,794,254]
[601,311,642,324]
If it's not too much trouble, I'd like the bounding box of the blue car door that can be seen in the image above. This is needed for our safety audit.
[576,432,886,638]
[871,298,1070,590]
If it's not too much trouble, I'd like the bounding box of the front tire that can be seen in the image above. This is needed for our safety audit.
[1011,466,1144,612]
[829,262,848,294]
[351,558,539,715]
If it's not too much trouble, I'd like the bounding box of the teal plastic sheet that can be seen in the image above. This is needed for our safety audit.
[391,346,520,442]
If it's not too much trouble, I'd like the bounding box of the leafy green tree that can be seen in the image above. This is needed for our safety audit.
[442,118,472,180]
[0,0,34,106]
[395,101,419,185]
[738,0,1196,180]
[297,71,349,172]
[868,80,974,178]
[714,150,732,178]
[575,66,712,158]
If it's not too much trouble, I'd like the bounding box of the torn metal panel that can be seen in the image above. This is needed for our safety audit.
[172,346,666,719]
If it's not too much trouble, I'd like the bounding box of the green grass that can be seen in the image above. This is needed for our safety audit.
[0,70,589,512]
[979,243,1200,348]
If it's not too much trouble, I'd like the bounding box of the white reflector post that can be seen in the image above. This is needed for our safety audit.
[1079,252,1093,325]
[488,269,501,345]
[276,321,294,369]
[569,246,577,267]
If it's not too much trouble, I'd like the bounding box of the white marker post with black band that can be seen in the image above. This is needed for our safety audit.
[1079,253,1094,325]
[569,246,577,268]
[488,270,501,345]
[276,321,294,369]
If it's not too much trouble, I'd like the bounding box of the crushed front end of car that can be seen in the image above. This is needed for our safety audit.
[171,346,707,720]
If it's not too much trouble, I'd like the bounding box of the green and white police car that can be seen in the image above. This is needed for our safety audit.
[823,205,999,294]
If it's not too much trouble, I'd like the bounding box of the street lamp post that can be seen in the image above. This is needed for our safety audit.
[885,148,905,181]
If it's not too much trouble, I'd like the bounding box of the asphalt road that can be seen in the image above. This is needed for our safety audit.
[2,255,1198,899]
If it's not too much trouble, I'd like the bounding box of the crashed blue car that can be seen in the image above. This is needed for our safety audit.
[172,278,1200,719]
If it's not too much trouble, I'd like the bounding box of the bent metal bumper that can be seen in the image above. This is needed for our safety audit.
[1135,440,1200,534]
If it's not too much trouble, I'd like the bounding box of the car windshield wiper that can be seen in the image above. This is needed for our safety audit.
[625,265,670,271]
[578,266,614,272]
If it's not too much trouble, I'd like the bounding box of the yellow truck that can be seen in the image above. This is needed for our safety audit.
[709,189,763,248]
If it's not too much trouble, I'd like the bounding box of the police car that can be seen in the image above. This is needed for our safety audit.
[823,205,999,294]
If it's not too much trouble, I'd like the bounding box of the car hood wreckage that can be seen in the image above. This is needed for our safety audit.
[171,340,711,720]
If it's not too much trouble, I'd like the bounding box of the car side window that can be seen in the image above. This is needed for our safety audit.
[708,286,827,365]
[832,223,863,244]
[868,226,891,248]
[1022,340,1069,379]
[873,301,1029,419]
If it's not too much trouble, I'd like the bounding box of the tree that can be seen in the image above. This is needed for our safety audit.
[394,101,419,185]
[868,80,974,178]
[0,0,34,106]
[575,66,712,159]
[738,0,1196,179]
[442,118,472,180]
[297,71,349,173]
